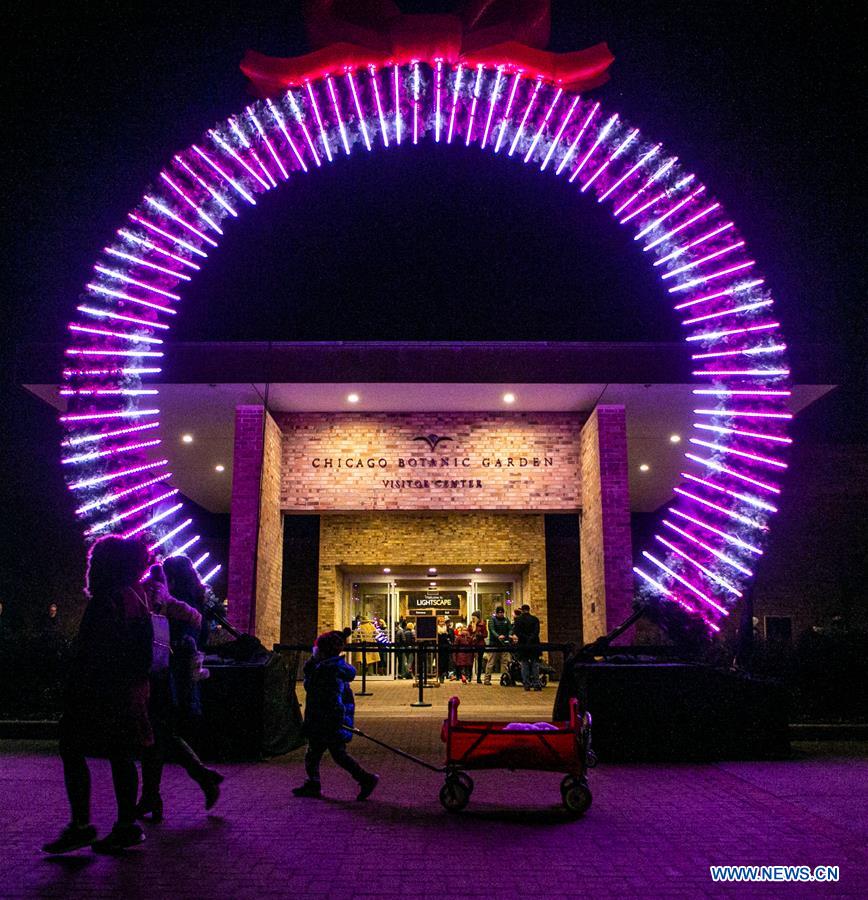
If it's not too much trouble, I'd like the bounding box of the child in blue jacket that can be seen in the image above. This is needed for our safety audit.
[293,630,379,800]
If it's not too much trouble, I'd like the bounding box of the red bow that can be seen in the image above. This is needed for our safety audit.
[241,0,613,97]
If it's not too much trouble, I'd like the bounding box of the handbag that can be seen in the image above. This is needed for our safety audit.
[151,611,172,673]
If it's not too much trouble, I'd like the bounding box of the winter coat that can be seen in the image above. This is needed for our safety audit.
[351,622,380,665]
[302,654,357,743]
[512,611,542,661]
[452,632,476,668]
[488,614,512,646]
[468,619,487,647]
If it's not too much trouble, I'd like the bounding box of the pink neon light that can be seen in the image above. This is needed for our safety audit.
[69,324,162,345]
[508,79,542,157]
[209,129,271,190]
[65,349,164,359]
[694,422,792,445]
[662,242,747,280]
[540,95,580,171]
[555,102,599,174]
[149,518,192,551]
[191,145,257,205]
[434,60,442,143]
[685,322,780,342]
[693,367,790,377]
[393,65,402,146]
[78,473,173,515]
[674,278,764,310]
[173,155,238,217]
[662,519,752,576]
[144,196,219,248]
[69,458,169,490]
[683,300,772,326]
[286,91,321,166]
[674,487,769,530]
[643,203,721,252]
[159,174,223,234]
[93,265,180,301]
[635,185,706,240]
[633,566,676,599]
[643,551,729,614]
[202,564,222,585]
[369,65,390,148]
[494,71,522,153]
[60,388,158,398]
[693,408,792,420]
[670,260,756,294]
[613,157,678,218]
[77,305,169,331]
[688,438,788,468]
[128,213,208,258]
[86,488,179,535]
[447,63,463,144]
[466,64,484,146]
[681,471,777,513]
[581,127,637,192]
[597,143,660,202]
[61,409,159,424]
[620,175,694,226]
[524,87,563,162]
[685,453,781,494]
[167,534,200,558]
[668,506,762,554]
[323,76,350,156]
[105,247,191,281]
[346,72,371,152]
[86,285,175,317]
[481,66,503,149]
[62,438,162,465]
[249,106,289,179]
[226,119,272,188]
[122,502,184,539]
[63,421,161,448]
[693,388,790,397]
[413,62,421,145]
[265,98,307,172]
[655,535,742,597]
[118,230,201,270]
[63,368,162,378]
[192,551,210,570]
[569,113,617,181]
[655,222,734,265]
[691,343,786,360]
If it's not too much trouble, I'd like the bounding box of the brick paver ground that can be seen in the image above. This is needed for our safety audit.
[2,686,866,898]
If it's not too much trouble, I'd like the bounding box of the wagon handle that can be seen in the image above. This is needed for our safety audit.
[569,697,579,731]
[448,695,460,728]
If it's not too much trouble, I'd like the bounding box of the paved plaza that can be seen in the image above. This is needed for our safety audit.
[2,684,867,898]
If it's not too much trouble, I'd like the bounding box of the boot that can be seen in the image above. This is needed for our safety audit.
[356,773,380,801]
[135,793,164,823]
[483,675,491,685]
[197,768,224,810]
[292,780,322,798]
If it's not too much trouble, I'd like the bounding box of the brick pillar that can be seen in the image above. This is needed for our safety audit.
[227,405,284,646]
[579,406,634,643]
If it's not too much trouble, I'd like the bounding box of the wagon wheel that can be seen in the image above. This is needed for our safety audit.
[500,672,511,686]
[560,776,592,817]
[539,673,548,687]
[439,777,471,813]
[454,771,474,794]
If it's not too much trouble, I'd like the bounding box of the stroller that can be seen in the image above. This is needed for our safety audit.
[499,656,556,687]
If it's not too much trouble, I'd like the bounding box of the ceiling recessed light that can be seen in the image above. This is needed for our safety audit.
[474,567,482,573]
[670,434,682,444]
[214,464,225,473]
[428,567,437,573]
[383,567,391,573]
[639,463,650,473]
[347,392,360,404]
[429,582,437,587]
[502,392,516,405]
[181,433,193,444]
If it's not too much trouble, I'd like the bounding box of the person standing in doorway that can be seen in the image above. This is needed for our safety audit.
[467,611,487,684]
[483,605,511,684]
[512,604,542,691]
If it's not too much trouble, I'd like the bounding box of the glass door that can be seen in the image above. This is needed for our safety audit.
[347,580,392,677]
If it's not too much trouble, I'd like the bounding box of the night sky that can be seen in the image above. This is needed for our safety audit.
[2,2,864,620]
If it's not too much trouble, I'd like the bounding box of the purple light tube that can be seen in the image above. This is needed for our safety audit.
[581,127,638,192]
[77,305,169,331]
[693,408,792,421]
[123,502,184,539]
[685,452,781,494]
[228,117,251,149]
[202,564,222,585]
[173,155,238,218]
[86,488,179,536]
[167,534,201,558]
[60,388,158,398]
[481,66,504,149]
[324,75,350,156]
[192,551,210,570]
[249,146,276,188]
[683,299,774,326]
[655,535,743,597]
[674,487,769,531]
[60,408,160,424]
[78,473,173,516]
[63,367,162,378]
[223,120,270,186]
[434,60,442,142]
[413,62,421,145]
[65,349,164,359]
[369,66,390,148]
[633,565,677,600]
[63,421,160,448]
[693,388,791,397]
[209,130,271,190]
[619,175,693,226]
[669,260,757,294]
[667,506,762,555]
[191,145,257,205]
[643,550,729,614]
[524,87,563,162]
[117,229,201,269]
[69,458,169,491]
[93,265,180,301]
[663,519,753,576]
[265,98,308,172]
[691,343,786,361]
[685,322,780,342]
[104,246,192,280]
[569,113,618,182]
[85,285,175,317]
[555,101,599,174]
[62,438,162,466]
[287,90,321,166]
[613,157,678,218]
[597,143,660,202]
[447,63,464,144]
[688,438,788,469]
[69,324,163,345]
[693,367,790,377]
[694,422,792,445]
[148,517,192,551]
[159,174,223,235]
[494,71,522,154]
[681,471,778,513]
[508,79,542,157]
[249,106,289,178]
[128,213,209,258]
[643,203,721,252]
[634,185,706,241]
[466,64,485,146]
[393,65,402,146]
[655,222,734,266]
[674,278,764,311]
[662,241,747,280]
[346,72,371,152]
[540,95,580,171]
[240,112,279,185]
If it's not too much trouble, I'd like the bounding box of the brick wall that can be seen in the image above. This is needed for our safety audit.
[317,512,548,637]
[579,406,634,642]
[254,411,284,648]
[275,413,583,512]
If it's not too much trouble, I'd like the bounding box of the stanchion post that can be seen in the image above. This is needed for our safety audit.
[357,642,373,697]
[411,643,431,708]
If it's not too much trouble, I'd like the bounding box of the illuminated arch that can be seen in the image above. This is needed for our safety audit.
[60,60,791,632]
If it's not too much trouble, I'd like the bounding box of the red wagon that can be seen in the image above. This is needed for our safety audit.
[439,695,594,816]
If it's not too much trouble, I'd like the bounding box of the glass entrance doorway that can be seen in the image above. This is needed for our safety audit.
[343,569,522,678]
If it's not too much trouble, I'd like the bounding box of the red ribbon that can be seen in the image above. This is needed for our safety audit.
[241,0,614,97]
